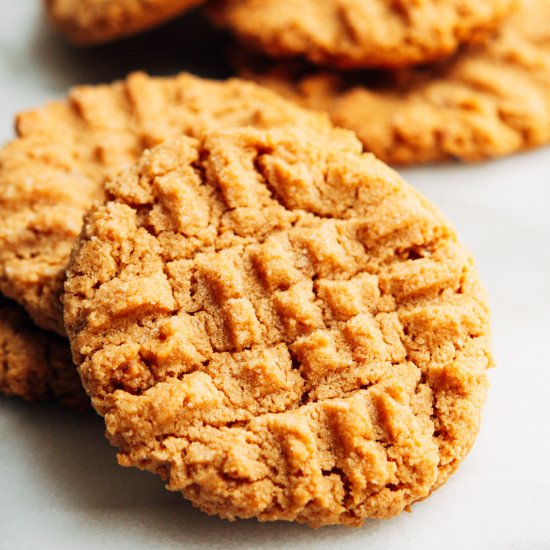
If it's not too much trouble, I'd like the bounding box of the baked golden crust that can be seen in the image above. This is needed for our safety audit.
[65,128,492,526]
[210,0,516,69]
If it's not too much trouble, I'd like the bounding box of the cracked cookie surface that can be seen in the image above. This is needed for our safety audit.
[210,0,515,70]
[64,128,492,526]
[45,0,205,45]
[0,71,354,336]
[242,0,550,164]
[0,296,86,409]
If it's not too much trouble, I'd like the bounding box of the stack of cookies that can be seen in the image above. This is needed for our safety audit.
[4,0,537,528]
[44,0,550,165]
[211,0,550,165]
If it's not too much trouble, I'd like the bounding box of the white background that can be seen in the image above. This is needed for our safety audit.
[0,3,549,549]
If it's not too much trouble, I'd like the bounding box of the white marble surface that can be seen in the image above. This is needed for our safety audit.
[1,3,549,549]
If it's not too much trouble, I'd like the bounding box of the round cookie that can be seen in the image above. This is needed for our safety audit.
[210,0,516,70]
[0,296,87,409]
[45,0,205,46]
[0,71,355,335]
[242,0,550,164]
[64,128,492,526]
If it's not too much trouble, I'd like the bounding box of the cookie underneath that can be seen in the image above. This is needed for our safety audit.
[0,297,86,409]
[65,127,492,526]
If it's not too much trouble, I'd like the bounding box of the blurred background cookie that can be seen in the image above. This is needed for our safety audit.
[239,0,550,164]
[210,0,516,69]
[45,0,207,46]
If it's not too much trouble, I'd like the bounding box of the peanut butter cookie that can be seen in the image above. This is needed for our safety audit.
[0,71,355,336]
[64,128,492,526]
[0,297,86,409]
[242,0,550,164]
[45,0,205,46]
[210,0,516,70]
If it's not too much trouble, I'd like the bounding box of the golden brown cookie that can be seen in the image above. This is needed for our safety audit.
[0,71,355,335]
[64,128,492,526]
[242,0,550,164]
[0,296,87,409]
[45,0,205,46]
[210,0,516,70]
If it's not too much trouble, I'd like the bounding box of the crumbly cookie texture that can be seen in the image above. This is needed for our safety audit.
[0,296,87,409]
[45,0,205,46]
[65,128,492,526]
[210,0,516,70]
[242,0,550,164]
[0,71,355,336]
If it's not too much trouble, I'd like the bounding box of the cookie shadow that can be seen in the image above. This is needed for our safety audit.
[1,398,388,547]
[28,4,232,91]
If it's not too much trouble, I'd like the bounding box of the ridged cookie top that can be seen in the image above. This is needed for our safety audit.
[65,128,491,526]
[210,0,516,69]
[245,0,550,164]
[0,71,354,335]
[45,0,205,45]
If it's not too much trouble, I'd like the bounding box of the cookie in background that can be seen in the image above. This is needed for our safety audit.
[237,0,550,164]
[45,0,207,45]
[209,0,517,69]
